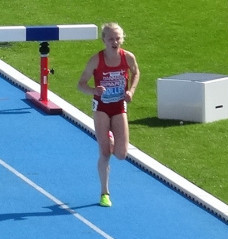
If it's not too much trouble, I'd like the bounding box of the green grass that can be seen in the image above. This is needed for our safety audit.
[1,0,228,204]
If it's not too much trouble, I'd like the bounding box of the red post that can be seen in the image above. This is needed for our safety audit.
[39,42,50,102]
[40,55,49,101]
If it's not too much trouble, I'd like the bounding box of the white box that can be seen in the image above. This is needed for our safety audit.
[157,73,228,123]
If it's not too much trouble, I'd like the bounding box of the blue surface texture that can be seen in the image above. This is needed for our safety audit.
[0,76,228,239]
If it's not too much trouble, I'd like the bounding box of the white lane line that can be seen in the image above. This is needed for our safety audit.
[0,159,114,239]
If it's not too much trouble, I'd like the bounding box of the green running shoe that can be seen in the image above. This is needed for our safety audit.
[100,194,112,207]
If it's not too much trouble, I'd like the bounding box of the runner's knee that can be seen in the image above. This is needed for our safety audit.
[114,149,127,160]
[100,147,112,159]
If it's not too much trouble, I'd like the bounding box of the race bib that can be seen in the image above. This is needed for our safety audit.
[101,70,126,103]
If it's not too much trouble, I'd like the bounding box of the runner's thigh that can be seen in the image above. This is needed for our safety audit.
[111,113,129,159]
[93,111,111,156]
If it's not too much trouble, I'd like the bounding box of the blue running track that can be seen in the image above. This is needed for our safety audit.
[0,75,228,239]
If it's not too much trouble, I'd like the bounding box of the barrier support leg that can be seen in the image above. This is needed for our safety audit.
[26,42,62,115]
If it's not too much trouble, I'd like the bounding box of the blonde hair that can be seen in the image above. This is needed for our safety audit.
[101,23,125,43]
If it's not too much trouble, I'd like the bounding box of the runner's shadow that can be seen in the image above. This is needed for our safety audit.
[0,203,99,221]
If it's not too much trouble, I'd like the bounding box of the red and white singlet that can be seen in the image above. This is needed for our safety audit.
[93,49,130,117]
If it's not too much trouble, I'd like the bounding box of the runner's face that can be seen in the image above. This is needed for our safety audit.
[103,29,123,51]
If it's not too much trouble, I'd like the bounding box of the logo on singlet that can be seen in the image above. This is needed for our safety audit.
[102,70,125,77]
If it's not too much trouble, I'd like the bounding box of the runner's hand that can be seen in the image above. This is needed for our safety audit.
[94,86,106,96]
[125,91,133,103]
